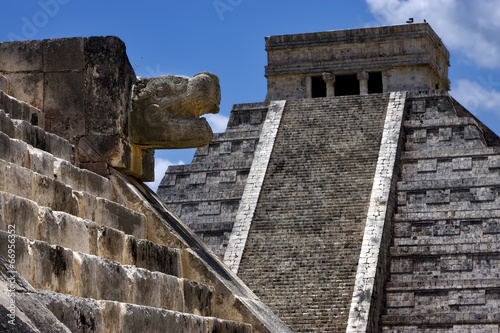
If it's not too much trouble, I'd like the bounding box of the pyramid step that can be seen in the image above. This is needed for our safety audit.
[0,232,215,316]
[39,290,252,333]
[0,106,73,163]
[0,197,181,277]
[0,163,145,238]
[0,91,44,131]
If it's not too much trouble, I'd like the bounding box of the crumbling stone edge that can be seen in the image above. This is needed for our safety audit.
[346,91,407,332]
[224,100,286,273]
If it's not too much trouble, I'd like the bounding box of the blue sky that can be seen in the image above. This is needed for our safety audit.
[2,0,500,190]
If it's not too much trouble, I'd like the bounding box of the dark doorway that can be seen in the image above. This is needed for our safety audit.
[311,76,327,98]
[368,72,383,94]
[335,74,359,96]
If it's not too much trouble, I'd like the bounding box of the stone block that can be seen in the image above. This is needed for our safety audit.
[73,191,97,221]
[438,127,452,141]
[464,125,481,140]
[82,169,111,199]
[46,133,73,162]
[99,301,206,333]
[55,160,111,199]
[28,147,55,176]
[38,208,97,255]
[471,187,496,202]
[452,325,499,333]
[43,37,85,72]
[2,192,38,240]
[452,157,472,171]
[123,236,182,277]
[417,159,437,173]
[411,100,425,113]
[33,126,48,152]
[488,155,500,169]
[199,201,221,215]
[44,72,85,143]
[426,189,450,204]
[95,198,146,238]
[433,220,460,236]
[0,40,43,72]
[39,290,103,333]
[144,210,187,250]
[440,255,472,272]
[84,36,134,138]
[182,278,214,317]
[0,110,15,137]
[12,119,36,146]
[413,129,427,143]
[5,73,44,109]
[9,100,31,122]
[206,317,252,333]
[76,253,128,302]
[449,290,485,305]
[220,170,237,183]
[97,226,126,263]
[32,241,76,295]
[0,231,32,281]
[0,73,8,92]
[5,138,28,167]
[390,258,413,273]
[190,172,207,185]
[386,292,415,308]
[483,219,500,234]
[127,267,184,311]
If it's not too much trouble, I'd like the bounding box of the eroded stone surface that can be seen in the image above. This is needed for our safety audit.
[131,72,220,149]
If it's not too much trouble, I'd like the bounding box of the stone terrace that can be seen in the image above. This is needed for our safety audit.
[382,91,500,332]
[236,94,389,332]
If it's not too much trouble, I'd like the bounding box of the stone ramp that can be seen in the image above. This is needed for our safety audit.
[382,91,500,332]
[235,95,389,332]
[0,92,289,332]
[158,102,269,258]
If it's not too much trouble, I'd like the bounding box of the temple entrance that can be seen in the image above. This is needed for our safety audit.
[311,76,327,98]
[368,72,383,94]
[335,74,360,96]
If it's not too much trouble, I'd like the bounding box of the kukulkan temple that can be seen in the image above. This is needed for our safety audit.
[1,22,500,333]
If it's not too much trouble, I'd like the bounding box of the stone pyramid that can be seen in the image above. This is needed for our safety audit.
[159,23,500,332]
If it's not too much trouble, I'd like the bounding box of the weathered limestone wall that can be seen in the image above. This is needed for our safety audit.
[158,102,269,258]
[265,23,450,100]
[382,91,500,332]
[236,94,389,332]
[0,37,143,178]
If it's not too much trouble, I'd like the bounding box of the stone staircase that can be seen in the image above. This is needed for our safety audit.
[235,95,390,332]
[382,91,500,332]
[0,90,289,332]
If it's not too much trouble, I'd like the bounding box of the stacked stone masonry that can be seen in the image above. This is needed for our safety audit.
[158,102,269,258]
[0,91,289,332]
[236,95,389,332]
[382,91,500,332]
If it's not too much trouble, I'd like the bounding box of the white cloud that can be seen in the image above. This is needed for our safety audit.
[366,0,500,68]
[204,113,229,133]
[145,157,185,192]
[451,78,500,116]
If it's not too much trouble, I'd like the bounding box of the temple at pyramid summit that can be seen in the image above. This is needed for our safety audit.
[158,23,500,332]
